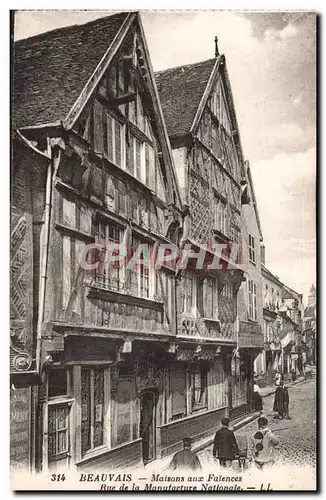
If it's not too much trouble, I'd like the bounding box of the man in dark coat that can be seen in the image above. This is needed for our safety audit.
[213,417,239,468]
[169,437,202,471]
[273,381,285,419]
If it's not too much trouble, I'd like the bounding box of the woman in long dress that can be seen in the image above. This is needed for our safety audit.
[273,381,285,419]
[253,381,263,413]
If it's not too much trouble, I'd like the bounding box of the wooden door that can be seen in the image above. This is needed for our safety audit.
[140,391,156,464]
[48,403,71,470]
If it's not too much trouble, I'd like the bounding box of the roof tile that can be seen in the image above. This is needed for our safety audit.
[13,12,129,128]
[155,58,216,138]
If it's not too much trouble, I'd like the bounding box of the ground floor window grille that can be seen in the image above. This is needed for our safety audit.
[48,405,70,461]
[81,367,105,456]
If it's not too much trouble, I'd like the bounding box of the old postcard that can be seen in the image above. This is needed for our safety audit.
[10,9,317,491]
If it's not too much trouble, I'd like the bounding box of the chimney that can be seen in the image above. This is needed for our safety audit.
[214,36,219,57]
[260,244,265,265]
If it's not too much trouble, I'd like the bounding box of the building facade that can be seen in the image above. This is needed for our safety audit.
[303,284,316,365]
[12,12,271,473]
[10,132,50,473]
[255,263,304,384]
[13,12,191,472]
[237,161,264,399]
[156,44,263,422]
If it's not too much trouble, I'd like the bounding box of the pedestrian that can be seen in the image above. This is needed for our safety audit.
[169,437,202,472]
[291,369,296,383]
[253,380,263,413]
[283,384,292,420]
[213,417,239,468]
[248,416,280,470]
[273,380,285,419]
[274,371,281,386]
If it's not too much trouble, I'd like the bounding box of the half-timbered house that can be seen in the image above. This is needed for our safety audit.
[13,12,188,471]
[155,41,261,423]
[237,160,264,413]
[10,131,50,473]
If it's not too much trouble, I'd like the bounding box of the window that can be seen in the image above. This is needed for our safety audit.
[191,365,208,411]
[203,276,217,318]
[107,115,124,167]
[249,234,255,263]
[248,280,257,321]
[183,272,195,314]
[94,217,124,292]
[129,236,152,298]
[221,281,233,299]
[81,367,105,456]
[214,196,226,234]
[48,404,70,463]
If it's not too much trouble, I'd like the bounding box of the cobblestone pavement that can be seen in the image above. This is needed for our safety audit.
[198,378,316,470]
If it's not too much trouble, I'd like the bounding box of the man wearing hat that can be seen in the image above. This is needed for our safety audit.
[213,417,239,468]
[248,416,280,470]
[169,437,202,471]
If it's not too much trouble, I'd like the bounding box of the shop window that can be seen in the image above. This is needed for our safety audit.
[112,379,137,447]
[170,364,186,420]
[191,365,208,411]
[48,369,67,398]
[81,367,105,456]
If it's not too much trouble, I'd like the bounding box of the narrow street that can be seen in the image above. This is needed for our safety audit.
[197,378,316,488]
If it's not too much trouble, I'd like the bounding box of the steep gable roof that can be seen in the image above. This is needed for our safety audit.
[13,12,130,128]
[245,160,263,241]
[155,58,216,139]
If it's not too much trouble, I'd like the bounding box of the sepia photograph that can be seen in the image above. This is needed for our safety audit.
[10,9,317,491]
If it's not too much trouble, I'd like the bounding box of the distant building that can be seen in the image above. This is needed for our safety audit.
[303,284,316,365]
[255,264,305,383]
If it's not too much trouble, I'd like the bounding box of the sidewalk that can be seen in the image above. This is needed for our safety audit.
[144,376,311,473]
[260,374,309,398]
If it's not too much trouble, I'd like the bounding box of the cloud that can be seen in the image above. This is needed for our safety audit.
[264,23,298,42]
[250,148,316,303]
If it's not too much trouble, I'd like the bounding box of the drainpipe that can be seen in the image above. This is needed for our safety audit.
[36,139,59,373]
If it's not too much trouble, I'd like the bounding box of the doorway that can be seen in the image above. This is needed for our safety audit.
[140,390,157,464]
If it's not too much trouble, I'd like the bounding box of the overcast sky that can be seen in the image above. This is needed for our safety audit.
[14,10,316,304]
